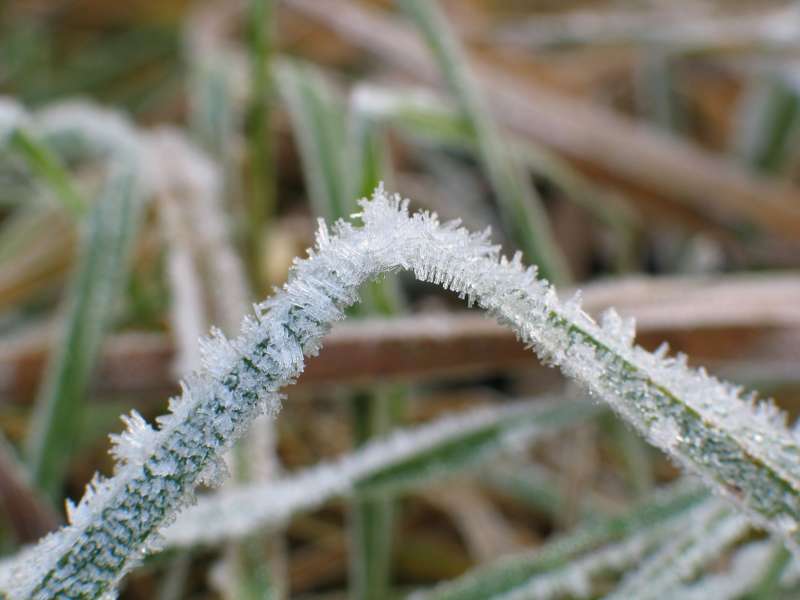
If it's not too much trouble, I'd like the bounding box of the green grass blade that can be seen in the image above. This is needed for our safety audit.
[351,84,636,241]
[410,480,707,600]
[164,398,600,548]
[275,59,351,221]
[735,75,800,175]
[245,0,276,296]
[25,156,143,499]
[397,0,570,285]
[277,58,405,598]
[634,49,685,134]
[6,128,85,216]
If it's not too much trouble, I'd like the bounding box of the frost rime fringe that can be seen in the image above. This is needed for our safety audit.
[5,186,800,598]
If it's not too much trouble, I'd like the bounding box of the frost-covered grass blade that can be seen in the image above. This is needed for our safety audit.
[4,187,800,598]
[162,397,598,548]
[410,480,706,600]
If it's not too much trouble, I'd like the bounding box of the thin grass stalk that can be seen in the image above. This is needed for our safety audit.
[491,511,689,600]
[276,60,404,599]
[745,544,791,600]
[633,49,685,134]
[735,75,800,175]
[245,0,275,295]
[25,155,143,500]
[20,104,145,499]
[5,189,800,597]
[397,0,570,285]
[275,60,350,222]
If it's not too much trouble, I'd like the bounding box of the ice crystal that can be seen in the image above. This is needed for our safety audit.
[4,185,800,598]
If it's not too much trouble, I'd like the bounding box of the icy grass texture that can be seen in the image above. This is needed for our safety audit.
[4,187,800,597]
[671,540,775,600]
[491,512,684,600]
[603,500,749,599]
[410,480,706,600]
[163,397,595,548]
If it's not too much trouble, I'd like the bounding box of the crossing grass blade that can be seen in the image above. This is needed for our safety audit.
[164,397,601,548]
[25,156,143,499]
[397,0,571,285]
[6,128,85,216]
[410,480,707,600]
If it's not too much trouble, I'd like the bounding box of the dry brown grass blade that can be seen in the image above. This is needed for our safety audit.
[0,211,76,314]
[492,4,799,52]
[0,433,59,544]
[0,274,797,400]
[283,0,800,240]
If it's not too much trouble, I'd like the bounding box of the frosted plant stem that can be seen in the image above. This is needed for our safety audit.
[149,130,284,599]
[5,187,800,598]
[277,59,405,599]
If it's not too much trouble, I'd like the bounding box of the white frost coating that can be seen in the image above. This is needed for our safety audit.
[669,541,773,600]
[150,131,211,377]
[4,187,800,598]
[163,399,562,547]
[36,100,152,196]
[603,500,749,600]
[350,84,450,122]
[38,100,141,156]
[493,511,683,600]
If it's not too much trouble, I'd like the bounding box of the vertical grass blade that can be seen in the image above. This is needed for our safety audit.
[397,0,570,285]
[25,154,143,499]
[349,84,637,249]
[276,60,403,598]
[275,59,351,221]
[735,75,800,175]
[245,0,276,294]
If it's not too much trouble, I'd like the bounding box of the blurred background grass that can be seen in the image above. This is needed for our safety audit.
[1,0,800,598]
